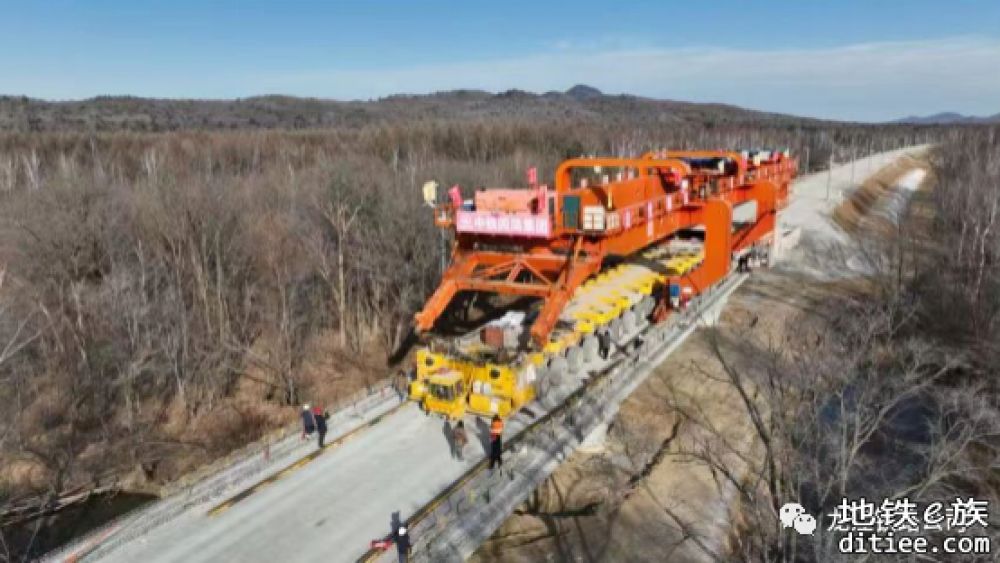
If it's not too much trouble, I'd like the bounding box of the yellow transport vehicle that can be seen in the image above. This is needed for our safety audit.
[409,246,704,420]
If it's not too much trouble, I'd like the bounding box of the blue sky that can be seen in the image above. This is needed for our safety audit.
[2,0,999,121]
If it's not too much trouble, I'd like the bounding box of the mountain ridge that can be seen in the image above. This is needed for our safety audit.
[0,85,830,132]
[893,111,1000,124]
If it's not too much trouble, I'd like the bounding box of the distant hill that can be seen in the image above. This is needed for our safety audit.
[0,85,830,133]
[893,111,1000,125]
[565,84,604,101]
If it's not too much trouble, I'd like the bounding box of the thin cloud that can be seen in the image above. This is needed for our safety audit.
[262,36,1000,121]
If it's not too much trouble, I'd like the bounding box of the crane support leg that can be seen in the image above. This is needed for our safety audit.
[682,198,733,294]
[529,259,602,348]
[414,256,477,332]
[732,179,778,253]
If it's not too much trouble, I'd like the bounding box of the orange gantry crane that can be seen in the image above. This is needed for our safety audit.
[409,149,797,419]
[415,149,796,347]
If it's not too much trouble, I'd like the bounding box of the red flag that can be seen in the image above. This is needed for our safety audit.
[370,539,392,550]
[448,185,462,209]
[527,166,538,187]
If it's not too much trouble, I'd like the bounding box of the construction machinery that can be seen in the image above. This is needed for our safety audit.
[409,149,797,419]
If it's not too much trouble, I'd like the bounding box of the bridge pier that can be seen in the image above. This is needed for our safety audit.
[578,422,608,453]
[697,296,727,327]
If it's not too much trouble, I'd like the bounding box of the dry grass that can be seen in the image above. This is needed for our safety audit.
[832,154,931,233]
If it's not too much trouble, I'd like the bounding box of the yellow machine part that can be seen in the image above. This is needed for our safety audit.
[422,390,466,419]
[409,379,427,402]
[412,351,474,418]
[411,247,706,420]
[411,348,536,418]
[467,363,534,417]
[415,348,448,379]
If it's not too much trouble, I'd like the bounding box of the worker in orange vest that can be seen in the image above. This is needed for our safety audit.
[453,420,468,461]
[489,415,504,470]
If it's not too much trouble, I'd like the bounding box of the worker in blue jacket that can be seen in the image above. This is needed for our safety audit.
[313,405,328,448]
[394,525,412,563]
[669,283,681,310]
[300,404,315,440]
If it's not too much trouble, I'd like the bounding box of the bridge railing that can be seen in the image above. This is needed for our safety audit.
[47,376,402,562]
[361,273,747,562]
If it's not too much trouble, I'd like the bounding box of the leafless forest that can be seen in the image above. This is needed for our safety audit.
[0,90,973,558]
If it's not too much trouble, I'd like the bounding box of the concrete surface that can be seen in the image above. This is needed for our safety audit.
[778,146,929,277]
[90,405,491,563]
[48,382,403,563]
[80,275,737,563]
[578,422,609,453]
